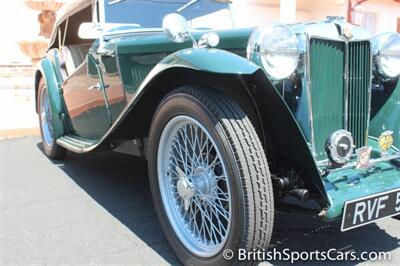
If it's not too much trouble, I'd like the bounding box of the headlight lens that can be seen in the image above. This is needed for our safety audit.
[372,32,400,79]
[247,23,299,80]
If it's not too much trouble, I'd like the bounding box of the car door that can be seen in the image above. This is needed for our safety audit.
[62,48,112,139]
[92,49,127,123]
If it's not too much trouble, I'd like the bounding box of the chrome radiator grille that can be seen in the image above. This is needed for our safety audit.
[310,38,371,160]
[347,41,371,148]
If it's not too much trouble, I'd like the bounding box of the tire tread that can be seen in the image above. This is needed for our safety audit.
[175,87,274,251]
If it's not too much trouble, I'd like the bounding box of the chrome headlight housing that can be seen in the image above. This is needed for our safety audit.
[325,130,355,165]
[247,23,299,80]
[372,32,400,79]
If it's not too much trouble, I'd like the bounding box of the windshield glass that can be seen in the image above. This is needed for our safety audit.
[104,0,234,30]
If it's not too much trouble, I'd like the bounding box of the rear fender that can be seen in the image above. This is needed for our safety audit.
[37,57,65,139]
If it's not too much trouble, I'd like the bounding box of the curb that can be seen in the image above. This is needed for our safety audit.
[0,127,40,139]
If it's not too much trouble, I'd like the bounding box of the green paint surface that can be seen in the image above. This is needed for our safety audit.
[347,41,370,148]
[323,137,400,220]
[40,58,65,139]
[310,39,345,159]
[370,79,400,149]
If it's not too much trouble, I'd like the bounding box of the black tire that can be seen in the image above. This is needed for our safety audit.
[393,215,400,220]
[37,79,66,159]
[148,87,274,265]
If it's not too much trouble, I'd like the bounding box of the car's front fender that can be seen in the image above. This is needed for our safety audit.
[156,48,259,75]
[111,48,329,204]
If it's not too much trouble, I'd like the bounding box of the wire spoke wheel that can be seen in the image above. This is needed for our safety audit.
[40,86,54,146]
[158,115,232,257]
[149,88,274,264]
[38,80,65,159]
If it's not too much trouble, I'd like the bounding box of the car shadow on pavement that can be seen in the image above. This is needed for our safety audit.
[37,143,181,265]
[270,211,399,265]
[37,143,399,265]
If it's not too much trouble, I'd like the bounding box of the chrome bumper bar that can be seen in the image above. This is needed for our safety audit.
[320,152,400,174]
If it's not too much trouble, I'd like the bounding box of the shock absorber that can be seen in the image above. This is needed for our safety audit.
[272,175,310,202]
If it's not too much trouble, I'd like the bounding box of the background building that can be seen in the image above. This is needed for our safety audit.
[0,0,399,67]
[350,0,400,34]
[232,0,400,33]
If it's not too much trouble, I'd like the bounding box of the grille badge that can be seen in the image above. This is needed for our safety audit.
[356,146,372,169]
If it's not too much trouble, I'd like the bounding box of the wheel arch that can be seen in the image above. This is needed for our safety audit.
[35,57,66,139]
[34,69,43,113]
[111,67,266,148]
[35,49,63,113]
[109,66,328,205]
[110,48,265,146]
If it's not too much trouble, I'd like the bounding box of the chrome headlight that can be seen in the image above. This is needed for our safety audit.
[247,23,299,80]
[372,32,400,79]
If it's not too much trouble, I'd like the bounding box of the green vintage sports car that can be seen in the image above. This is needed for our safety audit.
[35,0,400,263]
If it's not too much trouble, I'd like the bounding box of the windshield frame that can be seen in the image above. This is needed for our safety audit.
[95,0,234,36]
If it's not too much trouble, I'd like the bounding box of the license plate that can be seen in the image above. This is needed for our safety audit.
[341,188,400,231]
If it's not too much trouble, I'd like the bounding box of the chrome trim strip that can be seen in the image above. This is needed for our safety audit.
[305,34,316,157]
[290,21,372,43]
[344,41,349,130]
[104,28,164,39]
[318,135,400,167]
[366,40,373,146]
[57,140,85,153]
[317,154,357,167]
[56,137,98,153]
[325,152,400,174]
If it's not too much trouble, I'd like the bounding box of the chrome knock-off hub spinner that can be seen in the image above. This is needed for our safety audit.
[177,177,195,211]
[193,167,218,201]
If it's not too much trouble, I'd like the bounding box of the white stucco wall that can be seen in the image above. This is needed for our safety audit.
[0,1,39,64]
[230,0,310,27]
[297,0,346,21]
[231,0,398,33]
[353,0,400,34]
[230,0,345,27]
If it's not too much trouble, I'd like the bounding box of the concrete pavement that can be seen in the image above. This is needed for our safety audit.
[0,137,399,265]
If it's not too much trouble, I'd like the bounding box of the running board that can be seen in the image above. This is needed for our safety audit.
[56,135,99,153]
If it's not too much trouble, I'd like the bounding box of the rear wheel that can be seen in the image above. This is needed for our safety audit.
[38,80,66,159]
[148,87,274,265]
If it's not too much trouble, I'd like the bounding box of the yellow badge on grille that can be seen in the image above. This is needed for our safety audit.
[378,131,393,153]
